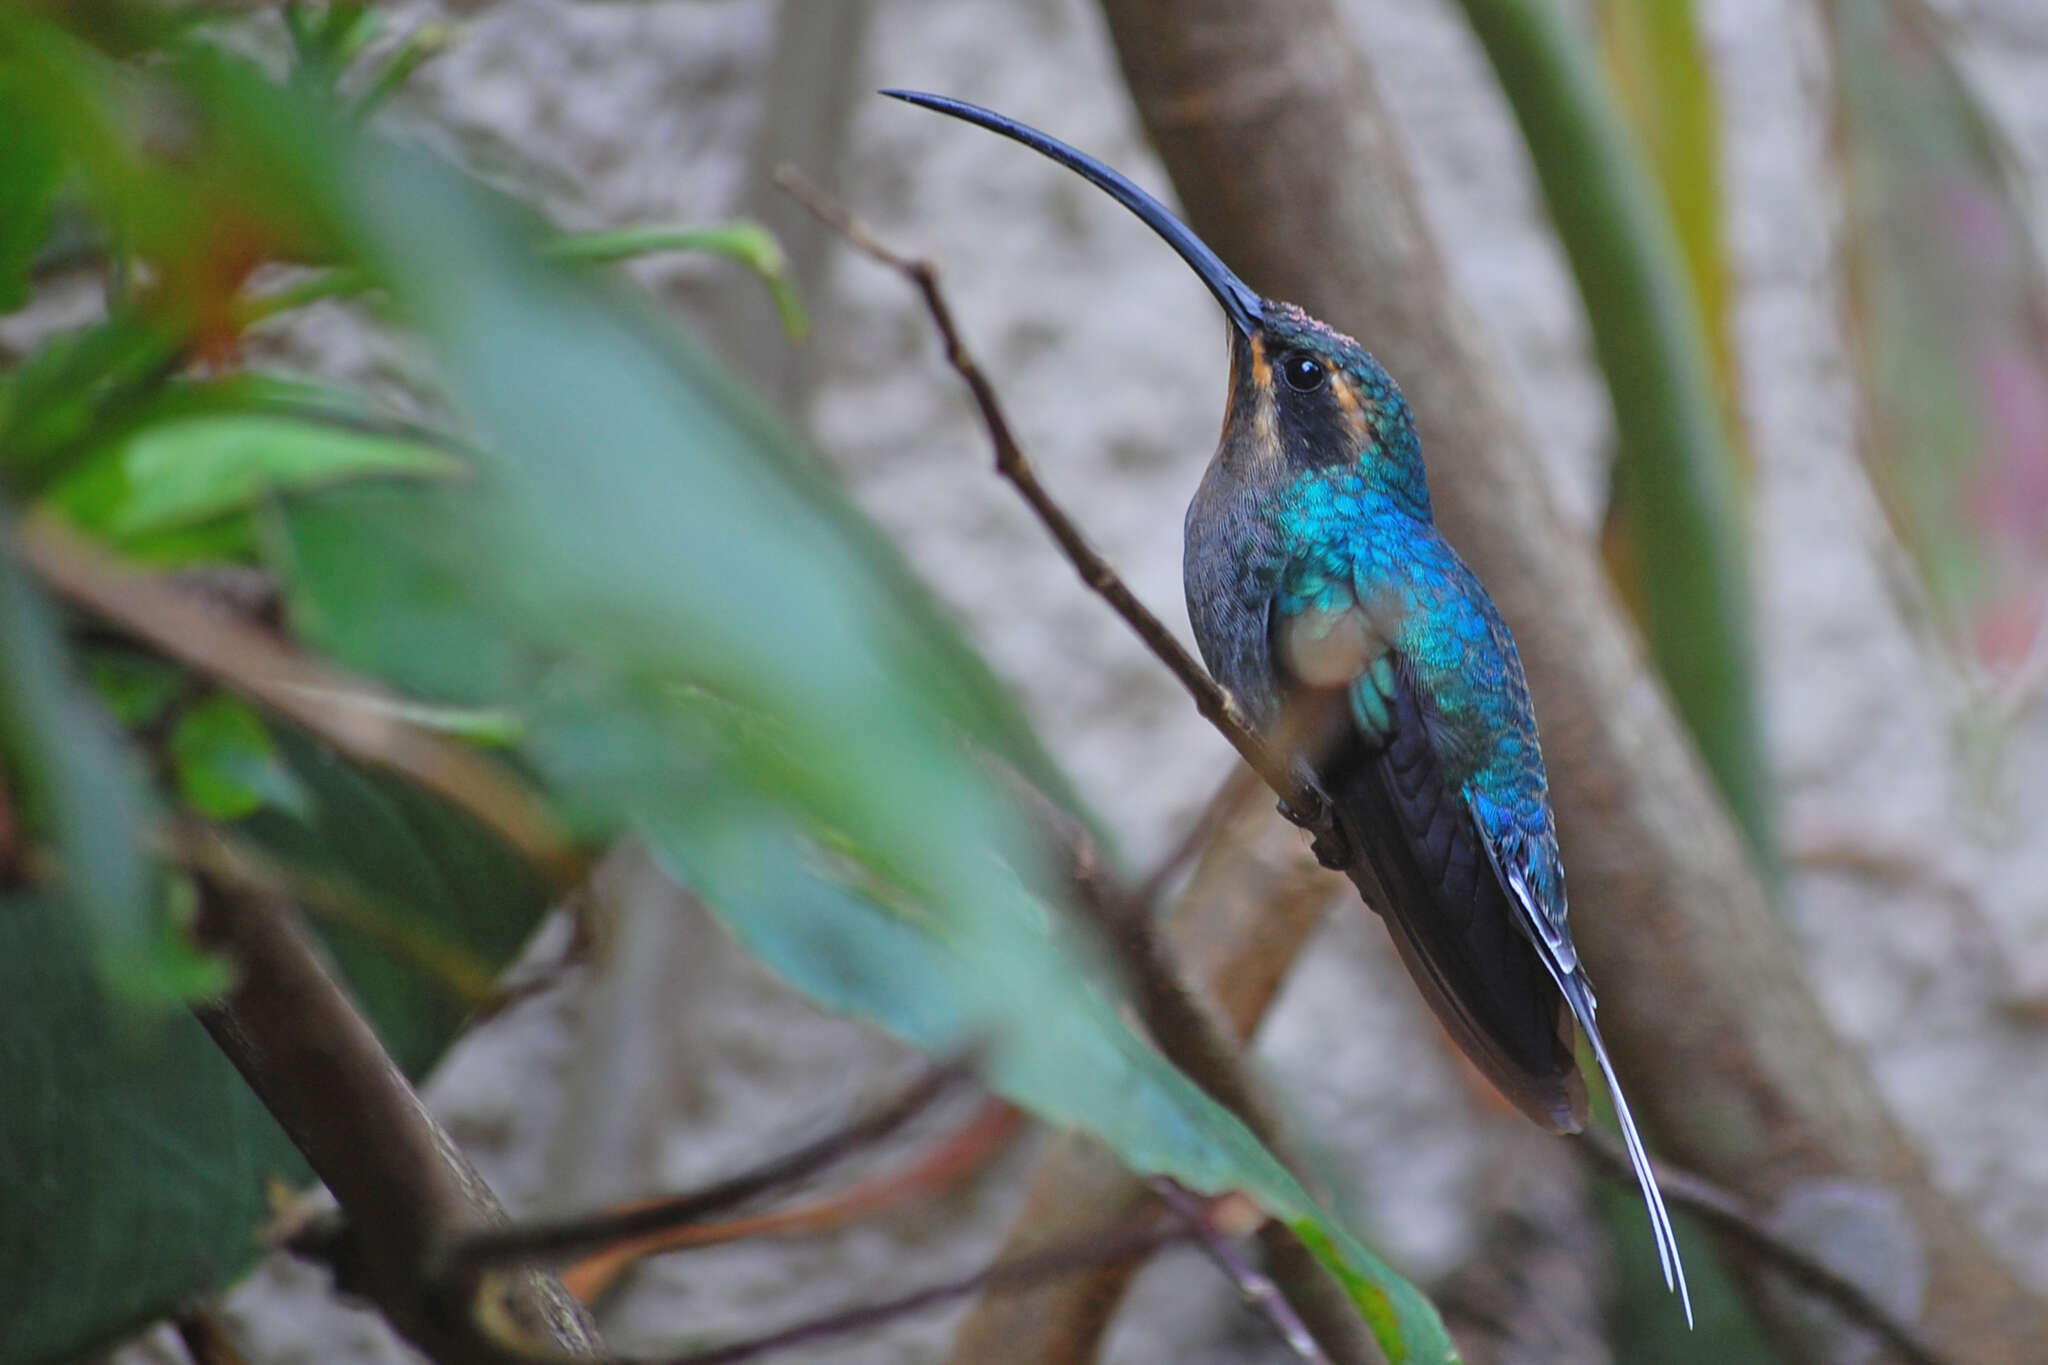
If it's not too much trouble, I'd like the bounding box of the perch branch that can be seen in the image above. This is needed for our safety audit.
[647,1215,1186,1365]
[773,166,1301,810]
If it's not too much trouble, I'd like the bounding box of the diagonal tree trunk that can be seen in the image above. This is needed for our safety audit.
[1093,1,2047,1359]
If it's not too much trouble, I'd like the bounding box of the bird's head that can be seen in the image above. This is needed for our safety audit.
[885,90,1429,514]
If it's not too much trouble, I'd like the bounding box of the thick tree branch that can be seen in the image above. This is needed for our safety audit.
[185,834,602,1365]
[1094,3,2048,1359]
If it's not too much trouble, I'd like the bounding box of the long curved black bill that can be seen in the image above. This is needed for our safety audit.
[882,90,1263,336]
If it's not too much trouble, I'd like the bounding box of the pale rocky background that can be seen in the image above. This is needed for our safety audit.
[107,0,2048,1361]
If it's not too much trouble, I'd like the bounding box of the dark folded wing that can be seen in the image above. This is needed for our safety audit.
[1309,647,1586,1134]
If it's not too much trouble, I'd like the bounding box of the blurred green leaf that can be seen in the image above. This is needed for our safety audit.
[0,313,181,495]
[44,408,460,558]
[284,1,379,84]
[0,78,65,313]
[349,21,450,123]
[1595,0,1732,407]
[549,224,808,339]
[1455,0,1774,876]
[235,728,553,1074]
[1830,0,2048,681]
[169,695,310,822]
[0,514,220,1007]
[0,894,305,1365]
[84,647,184,727]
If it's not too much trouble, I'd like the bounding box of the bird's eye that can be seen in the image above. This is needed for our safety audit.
[1281,352,1326,393]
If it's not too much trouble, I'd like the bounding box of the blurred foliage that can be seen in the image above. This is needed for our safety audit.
[1594,0,1733,411]
[0,893,305,1363]
[1454,0,1774,877]
[0,7,1454,1362]
[1829,0,2048,688]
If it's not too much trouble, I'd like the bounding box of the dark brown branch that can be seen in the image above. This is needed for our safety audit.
[646,1215,1186,1365]
[1579,1131,1949,1365]
[1153,1181,1329,1363]
[186,833,601,1364]
[16,516,583,885]
[559,1097,1023,1305]
[434,1059,975,1279]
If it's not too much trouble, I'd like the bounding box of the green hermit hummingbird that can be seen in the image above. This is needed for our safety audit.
[887,88,1690,1321]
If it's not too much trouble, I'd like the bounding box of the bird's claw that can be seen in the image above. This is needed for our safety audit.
[1277,776,1351,871]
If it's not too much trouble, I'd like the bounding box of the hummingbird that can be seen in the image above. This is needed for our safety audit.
[886,90,1690,1319]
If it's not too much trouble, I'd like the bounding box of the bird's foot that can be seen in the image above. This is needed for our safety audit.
[1277,771,1351,871]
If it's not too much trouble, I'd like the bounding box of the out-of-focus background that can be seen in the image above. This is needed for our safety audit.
[8,1,2048,1363]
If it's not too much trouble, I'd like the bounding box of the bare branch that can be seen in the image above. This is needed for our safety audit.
[1153,1181,1329,1364]
[173,1307,252,1365]
[946,800,1337,1365]
[436,1058,978,1280]
[560,1097,1022,1304]
[645,1215,1186,1365]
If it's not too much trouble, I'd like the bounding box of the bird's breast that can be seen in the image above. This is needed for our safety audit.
[1183,468,1288,723]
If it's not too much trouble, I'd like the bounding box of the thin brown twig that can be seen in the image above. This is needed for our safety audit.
[1153,1180,1329,1363]
[1578,1128,1949,1365]
[560,1097,1023,1304]
[643,1215,1187,1365]
[435,1059,977,1280]
[774,164,1302,811]
[14,515,584,885]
